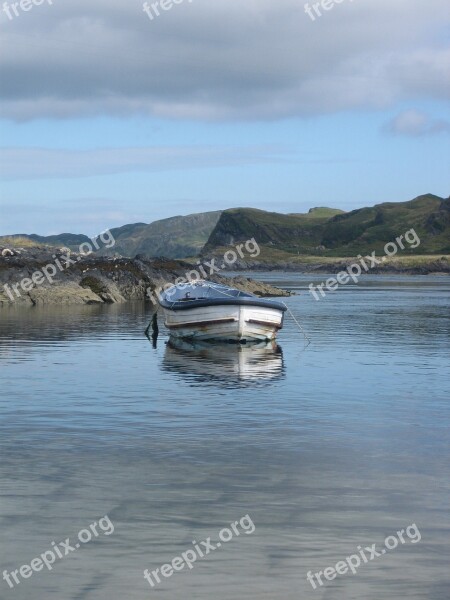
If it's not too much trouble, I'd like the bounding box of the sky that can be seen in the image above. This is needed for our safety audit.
[0,0,449,236]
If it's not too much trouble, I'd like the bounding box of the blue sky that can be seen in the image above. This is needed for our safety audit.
[0,0,449,236]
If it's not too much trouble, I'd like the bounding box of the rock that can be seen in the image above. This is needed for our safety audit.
[0,246,289,307]
[29,282,104,305]
[216,275,289,297]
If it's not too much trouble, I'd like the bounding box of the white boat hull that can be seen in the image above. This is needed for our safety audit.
[162,303,284,342]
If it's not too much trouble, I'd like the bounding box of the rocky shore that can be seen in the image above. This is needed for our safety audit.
[200,252,450,275]
[0,246,290,307]
[237,258,450,275]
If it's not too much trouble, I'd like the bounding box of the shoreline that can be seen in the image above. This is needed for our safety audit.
[0,246,289,307]
[1,245,448,307]
[199,254,450,276]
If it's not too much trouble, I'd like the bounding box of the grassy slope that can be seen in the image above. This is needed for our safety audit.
[204,195,450,257]
[107,211,222,258]
[2,211,223,259]
[203,207,338,255]
[3,194,449,261]
[292,207,345,219]
[322,194,449,255]
[0,236,44,248]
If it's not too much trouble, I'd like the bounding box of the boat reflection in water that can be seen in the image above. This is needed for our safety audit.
[163,337,285,388]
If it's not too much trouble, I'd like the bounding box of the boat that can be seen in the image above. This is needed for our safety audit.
[158,281,287,342]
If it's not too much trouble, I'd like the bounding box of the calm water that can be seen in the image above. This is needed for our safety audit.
[0,274,449,600]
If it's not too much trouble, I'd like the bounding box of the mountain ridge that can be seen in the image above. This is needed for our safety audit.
[1,193,448,258]
[203,194,449,257]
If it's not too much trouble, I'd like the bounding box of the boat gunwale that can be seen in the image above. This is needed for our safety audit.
[159,296,287,312]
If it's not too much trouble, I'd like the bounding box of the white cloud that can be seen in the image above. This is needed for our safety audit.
[0,0,448,121]
[385,109,450,137]
[0,145,290,180]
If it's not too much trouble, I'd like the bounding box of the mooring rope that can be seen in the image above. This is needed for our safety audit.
[282,301,311,346]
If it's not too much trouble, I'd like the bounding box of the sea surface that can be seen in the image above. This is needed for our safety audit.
[0,274,449,600]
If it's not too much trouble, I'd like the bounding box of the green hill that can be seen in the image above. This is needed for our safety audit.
[3,233,93,248]
[2,194,449,260]
[106,211,222,258]
[2,211,222,259]
[202,206,343,255]
[203,194,450,257]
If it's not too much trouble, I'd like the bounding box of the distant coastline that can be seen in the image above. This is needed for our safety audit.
[1,244,448,308]
[194,253,450,276]
[2,194,449,263]
[1,190,449,307]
